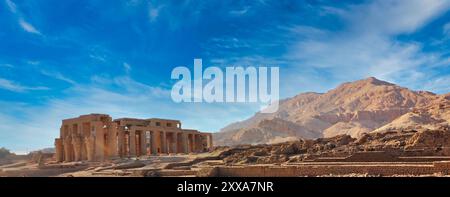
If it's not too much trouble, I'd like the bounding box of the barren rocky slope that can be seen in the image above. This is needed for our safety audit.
[214,77,449,146]
[218,126,450,165]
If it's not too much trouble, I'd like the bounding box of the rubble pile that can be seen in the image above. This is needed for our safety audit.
[219,126,450,164]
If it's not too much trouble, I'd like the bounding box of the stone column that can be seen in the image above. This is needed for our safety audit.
[55,139,63,162]
[117,128,125,157]
[59,126,63,139]
[167,132,172,153]
[150,131,157,154]
[81,141,88,160]
[108,122,118,158]
[172,132,178,153]
[140,131,147,156]
[192,134,196,153]
[72,137,82,161]
[161,131,167,154]
[63,137,72,162]
[94,121,105,161]
[85,136,95,161]
[129,129,136,157]
[182,133,188,153]
[188,134,192,152]
[77,124,83,137]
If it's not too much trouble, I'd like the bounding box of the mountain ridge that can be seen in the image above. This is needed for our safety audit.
[214,77,449,146]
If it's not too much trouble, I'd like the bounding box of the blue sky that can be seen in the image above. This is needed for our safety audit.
[1,0,450,153]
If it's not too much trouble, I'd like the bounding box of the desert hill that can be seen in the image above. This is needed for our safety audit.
[214,77,449,146]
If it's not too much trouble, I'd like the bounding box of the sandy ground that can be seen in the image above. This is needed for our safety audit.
[2,150,450,177]
[0,152,219,177]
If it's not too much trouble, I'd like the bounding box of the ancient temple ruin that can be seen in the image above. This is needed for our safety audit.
[54,114,213,162]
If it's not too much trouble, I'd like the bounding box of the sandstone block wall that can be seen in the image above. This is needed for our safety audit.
[214,162,450,177]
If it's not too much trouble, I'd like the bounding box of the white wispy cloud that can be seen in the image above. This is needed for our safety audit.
[283,25,328,39]
[148,4,165,22]
[0,77,49,92]
[123,62,132,74]
[202,0,450,97]
[284,0,450,93]
[149,8,159,22]
[89,54,106,62]
[40,70,76,85]
[229,7,249,16]
[0,63,14,68]
[87,45,111,62]
[90,75,170,97]
[423,75,450,93]
[4,0,42,35]
[5,0,16,13]
[26,60,40,65]
[18,18,41,35]
[207,37,251,50]
[444,22,450,35]
[343,0,450,35]
[126,0,142,7]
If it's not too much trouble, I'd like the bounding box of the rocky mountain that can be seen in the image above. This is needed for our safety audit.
[214,77,449,146]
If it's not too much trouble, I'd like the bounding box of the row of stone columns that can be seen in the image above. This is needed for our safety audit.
[57,135,94,162]
[56,121,120,162]
[56,124,214,162]
[116,130,208,157]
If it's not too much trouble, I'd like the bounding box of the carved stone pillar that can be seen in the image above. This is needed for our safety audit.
[161,131,167,154]
[94,121,105,161]
[192,134,196,153]
[182,133,188,153]
[81,141,88,160]
[84,136,95,161]
[54,138,63,162]
[172,132,178,153]
[150,131,157,154]
[108,122,118,158]
[72,137,82,161]
[140,131,147,156]
[129,129,136,157]
[63,137,72,162]
[117,128,125,157]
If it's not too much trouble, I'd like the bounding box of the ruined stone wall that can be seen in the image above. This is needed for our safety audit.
[55,114,213,162]
[214,162,450,177]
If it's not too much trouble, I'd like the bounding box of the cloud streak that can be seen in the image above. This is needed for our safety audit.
[40,70,76,85]
[0,63,14,68]
[5,0,16,13]
[123,62,132,74]
[444,22,450,35]
[4,0,42,35]
[18,18,41,35]
[0,78,49,92]
[284,0,450,93]
[343,0,450,35]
